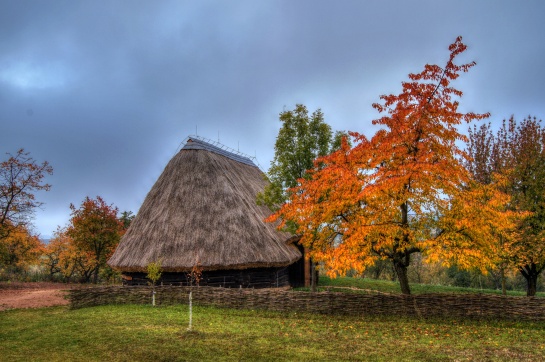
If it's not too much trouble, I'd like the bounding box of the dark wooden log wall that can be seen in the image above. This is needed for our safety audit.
[288,244,306,287]
[122,267,290,288]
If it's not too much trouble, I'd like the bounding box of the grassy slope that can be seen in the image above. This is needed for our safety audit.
[1,304,545,361]
[316,276,545,297]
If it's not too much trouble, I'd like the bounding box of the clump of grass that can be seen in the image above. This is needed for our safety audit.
[1,304,545,361]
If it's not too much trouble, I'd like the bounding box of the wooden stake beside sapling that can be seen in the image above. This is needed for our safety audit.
[186,260,202,331]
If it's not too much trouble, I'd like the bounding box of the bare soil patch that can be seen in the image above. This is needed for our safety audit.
[0,282,79,311]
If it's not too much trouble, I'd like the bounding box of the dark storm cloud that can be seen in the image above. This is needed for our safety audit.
[1,1,544,237]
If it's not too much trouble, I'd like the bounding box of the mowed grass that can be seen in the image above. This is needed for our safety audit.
[317,276,545,297]
[2,304,545,361]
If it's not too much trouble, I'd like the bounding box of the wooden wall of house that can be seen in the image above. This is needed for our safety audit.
[287,243,306,287]
[122,266,291,288]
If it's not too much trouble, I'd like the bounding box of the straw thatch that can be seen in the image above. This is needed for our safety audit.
[108,137,301,275]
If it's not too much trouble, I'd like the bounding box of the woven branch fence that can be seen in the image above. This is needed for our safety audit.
[68,286,545,321]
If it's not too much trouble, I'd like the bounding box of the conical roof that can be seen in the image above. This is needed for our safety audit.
[108,137,301,272]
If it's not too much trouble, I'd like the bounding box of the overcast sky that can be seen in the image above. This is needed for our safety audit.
[2,1,544,238]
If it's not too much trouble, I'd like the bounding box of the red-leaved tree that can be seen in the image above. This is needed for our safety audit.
[66,196,124,283]
[0,149,52,240]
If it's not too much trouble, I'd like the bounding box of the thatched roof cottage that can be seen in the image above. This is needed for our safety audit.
[108,137,305,287]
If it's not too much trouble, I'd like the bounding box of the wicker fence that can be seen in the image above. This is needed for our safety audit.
[68,286,545,321]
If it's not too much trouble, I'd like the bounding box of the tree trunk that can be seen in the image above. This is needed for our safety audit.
[393,259,411,295]
[395,202,412,295]
[92,266,100,284]
[501,267,506,296]
[520,263,539,297]
[304,249,311,287]
[81,267,93,283]
[310,259,317,292]
[527,275,537,297]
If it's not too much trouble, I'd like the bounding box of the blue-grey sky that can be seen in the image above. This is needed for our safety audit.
[2,1,544,238]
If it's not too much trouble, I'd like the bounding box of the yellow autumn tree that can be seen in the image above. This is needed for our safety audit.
[0,223,44,276]
[467,117,545,296]
[269,37,514,294]
[42,227,80,282]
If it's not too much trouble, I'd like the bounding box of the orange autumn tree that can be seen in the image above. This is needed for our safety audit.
[66,196,124,283]
[269,37,509,295]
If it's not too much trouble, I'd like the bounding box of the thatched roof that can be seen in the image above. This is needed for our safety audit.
[108,137,301,272]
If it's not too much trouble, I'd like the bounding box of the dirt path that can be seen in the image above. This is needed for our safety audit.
[0,282,73,311]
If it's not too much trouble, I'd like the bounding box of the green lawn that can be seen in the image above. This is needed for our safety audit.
[315,276,545,297]
[1,304,545,361]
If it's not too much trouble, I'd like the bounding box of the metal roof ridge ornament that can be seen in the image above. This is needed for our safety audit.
[180,135,259,168]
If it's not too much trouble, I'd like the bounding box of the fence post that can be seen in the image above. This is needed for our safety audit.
[187,290,193,331]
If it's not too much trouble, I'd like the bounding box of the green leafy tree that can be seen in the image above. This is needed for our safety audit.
[331,130,351,152]
[257,104,346,291]
[120,211,135,230]
[257,104,336,216]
